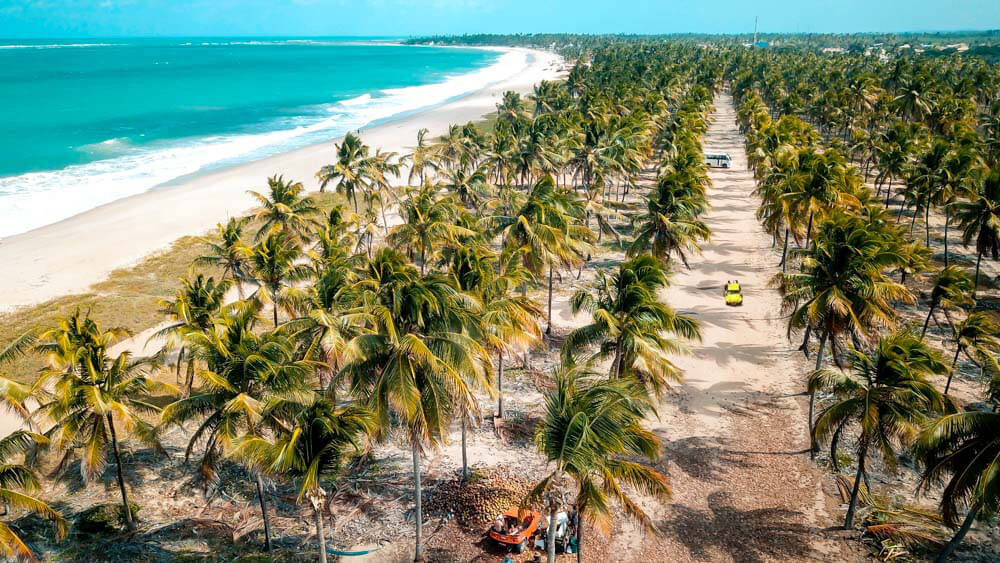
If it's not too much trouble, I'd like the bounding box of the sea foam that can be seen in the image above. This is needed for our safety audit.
[0,48,528,238]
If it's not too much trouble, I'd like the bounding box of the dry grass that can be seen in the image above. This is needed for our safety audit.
[0,191,347,384]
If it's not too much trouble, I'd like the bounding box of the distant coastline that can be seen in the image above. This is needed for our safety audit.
[0,39,514,238]
[0,46,565,311]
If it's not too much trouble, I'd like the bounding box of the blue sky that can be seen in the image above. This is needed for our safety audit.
[1,0,998,38]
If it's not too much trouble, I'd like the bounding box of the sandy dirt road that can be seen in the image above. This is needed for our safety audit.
[613,92,854,562]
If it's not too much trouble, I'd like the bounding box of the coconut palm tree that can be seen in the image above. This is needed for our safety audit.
[160,303,314,552]
[339,249,492,562]
[156,273,232,393]
[0,332,37,426]
[944,312,1000,395]
[809,330,950,529]
[487,175,593,335]
[248,175,321,241]
[530,365,670,563]
[34,311,169,533]
[920,266,974,340]
[0,428,67,560]
[442,162,491,209]
[247,232,311,328]
[403,128,440,186]
[195,217,251,292]
[628,171,711,267]
[954,168,1000,295]
[317,133,369,212]
[449,245,543,425]
[233,397,374,563]
[776,210,914,453]
[915,411,1000,561]
[387,184,474,275]
[563,255,700,398]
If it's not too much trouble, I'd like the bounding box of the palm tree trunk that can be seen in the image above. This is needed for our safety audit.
[420,244,426,276]
[546,502,559,563]
[546,265,554,336]
[805,212,814,248]
[106,413,135,532]
[576,514,583,563]
[884,177,893,209]
[935,502,981,563]
[844,442,868,529]
[315,503,328,563]
[780,229,790,272]
[945,345,962,395]
[461,418,468,481]
[798,325,812,358]
[412,441,424,562]
[255,473,272,551]
[944,207,950,267]
[497,351,505,419]
[273,303,279,328]
[922,304,937,340]
[184,356,195,396]
[926,204,932,248]
[175,346,185,386]
[809,329,829,459]
[973,251,983,299]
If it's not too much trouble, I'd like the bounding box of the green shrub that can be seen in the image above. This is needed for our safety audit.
[76,502,140,536]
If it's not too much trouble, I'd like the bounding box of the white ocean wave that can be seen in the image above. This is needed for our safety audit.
[0,43,121,49]
[0,48,528,238]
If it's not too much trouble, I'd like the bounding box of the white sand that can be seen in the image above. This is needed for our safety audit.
[0,47,565,312]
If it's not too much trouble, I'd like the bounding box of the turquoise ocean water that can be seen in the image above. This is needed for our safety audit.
[0,38,509,236]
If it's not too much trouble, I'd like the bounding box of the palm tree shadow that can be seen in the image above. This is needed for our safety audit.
[659,491,818,563]
[656,435,754,483]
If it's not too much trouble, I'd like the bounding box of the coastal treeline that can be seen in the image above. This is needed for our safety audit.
[0,43,720,561]
[730,42,1000,560]
[3,31,1000,562]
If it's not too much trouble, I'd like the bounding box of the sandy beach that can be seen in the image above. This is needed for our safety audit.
[0,46,564,312]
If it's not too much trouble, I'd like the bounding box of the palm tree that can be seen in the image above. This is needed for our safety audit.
[160,303,314,552]
[563,255,700,397]
[34,311,169,533]
[954,168,1000,295]
[195,217,251,293]
[776,210,914,453]
[340,249,492,561]
[915,411,1000,561]
[248,175,321,241]
[156,273,232,393]
[361,148,401,233]
[449,245,543,425]
[404,128,440,186]
[387,184,473,275]
[628,171,711,267]
[920,266,974,340]
[0,429,67,559]
[442,162,491,208]
[0,332,37,426]
[234,397,374,563]
[530,365,670,563]
[247,232,311,327]
[944,312,1000,395]
[809,330,950,529]
[488,175,593,335]
[317,132,369,212]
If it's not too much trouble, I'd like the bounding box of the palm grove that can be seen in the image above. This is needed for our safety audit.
[0,44,720,561]
[732,42,1000,561]
[3,34,1000,562]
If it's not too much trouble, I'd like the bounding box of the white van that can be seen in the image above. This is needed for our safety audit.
[705,152,733,168]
